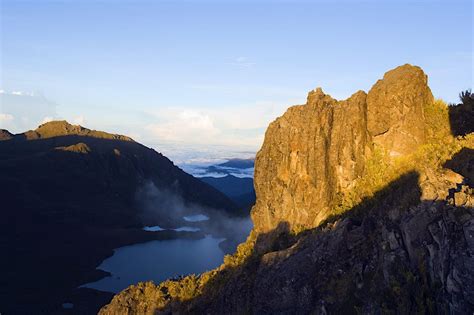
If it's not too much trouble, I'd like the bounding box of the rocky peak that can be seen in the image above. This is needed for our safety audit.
[306,87,333,104]
[36,120,86,135]
[367,64,433,156]
[24,120,134,141]
[252,84,369,235]
[0,129,13,141]
[252,64,436,236]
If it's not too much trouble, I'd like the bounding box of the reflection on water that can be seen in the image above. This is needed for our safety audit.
[142,225,201,232]
[183,214,209,222]
[174,226,200,232]
[143,225,165,231]
[81,235,224,293]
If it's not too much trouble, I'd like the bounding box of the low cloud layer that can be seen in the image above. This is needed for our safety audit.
[145,100,294,148]
[136,181,253,251]
[136,181,211,226]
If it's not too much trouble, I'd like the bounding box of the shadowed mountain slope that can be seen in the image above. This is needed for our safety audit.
[0,121,237,227]
[0,121,237,314]
[200,175,256,211]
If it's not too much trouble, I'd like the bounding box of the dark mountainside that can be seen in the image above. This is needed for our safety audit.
[0,121,238,314]
[202,158,255,177]
[200,175,256,210]
[219,158,254,169]
[101,65,474,314]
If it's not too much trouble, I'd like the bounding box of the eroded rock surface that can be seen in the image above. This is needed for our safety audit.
[367,64,433,156]
[0,129,13,141]
[252,88,369,235]
[252,64,434,235]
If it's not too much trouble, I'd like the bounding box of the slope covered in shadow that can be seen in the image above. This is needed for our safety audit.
[200,175,256,211]
[0,121,238,314]
[449,90,474,137]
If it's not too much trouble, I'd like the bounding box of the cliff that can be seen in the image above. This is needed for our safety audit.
[252,64,432,242]
[100,65,474,314]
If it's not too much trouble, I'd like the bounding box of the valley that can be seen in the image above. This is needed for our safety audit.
[0,121,254,314]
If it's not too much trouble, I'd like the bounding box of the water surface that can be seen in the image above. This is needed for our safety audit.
[82,235,224,293]
[143,225,165,231]
[174,226,201,232]
[183,214,209,222]
[142,225,201,232]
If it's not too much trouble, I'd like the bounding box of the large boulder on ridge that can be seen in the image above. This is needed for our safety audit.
[252,64,434,235]
[367,64,433,156]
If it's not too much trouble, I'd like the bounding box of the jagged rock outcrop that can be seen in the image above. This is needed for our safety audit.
[252,64,434,236]
[252,88,369,235]
[367,64,433,156]
[0,129,13,140]
[100,64,474,314]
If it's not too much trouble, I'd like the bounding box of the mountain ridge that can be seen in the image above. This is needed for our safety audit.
[200,174,256,211]
[0,121,239,313]
[23,120,134,141]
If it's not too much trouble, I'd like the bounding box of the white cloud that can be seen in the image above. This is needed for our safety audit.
[0,113,14,122]
[144,99,295,148]
[41,116,54,124]
[0,90,38,97]
[72,115,85,125]
[146,109,220,145]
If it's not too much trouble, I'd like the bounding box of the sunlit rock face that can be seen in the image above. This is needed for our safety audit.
[251,64,433,235]
[252,88,369,234]
[0,129,13,141]
[367,64,434,157]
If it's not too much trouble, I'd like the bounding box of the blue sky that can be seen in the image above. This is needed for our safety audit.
[1,0,472,159]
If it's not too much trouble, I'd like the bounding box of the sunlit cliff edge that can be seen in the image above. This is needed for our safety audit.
[100,64,474,314]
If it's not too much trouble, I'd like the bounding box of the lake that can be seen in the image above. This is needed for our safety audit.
[82,235,225,293]
[143,225,201,232]
[183,214,209,222]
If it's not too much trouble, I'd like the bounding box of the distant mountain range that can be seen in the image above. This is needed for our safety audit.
[203,158,254,176]
[184,157,255,178]
[218,158,254,169]
[0,121,239,314]
[200,174,256,209]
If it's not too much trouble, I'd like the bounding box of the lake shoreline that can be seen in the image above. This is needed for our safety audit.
[82,234,226,294]
[7,226,206,315]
